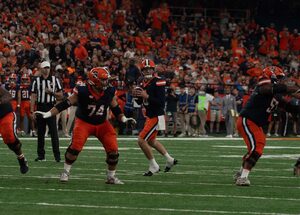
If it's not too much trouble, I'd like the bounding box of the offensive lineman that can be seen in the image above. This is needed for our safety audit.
[35,67,135,184]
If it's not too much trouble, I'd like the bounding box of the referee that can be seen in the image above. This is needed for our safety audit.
[31,61,63,162]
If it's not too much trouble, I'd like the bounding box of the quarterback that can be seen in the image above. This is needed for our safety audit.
[133,59,177,176]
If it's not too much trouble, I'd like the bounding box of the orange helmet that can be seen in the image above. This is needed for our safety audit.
[140,59,155,78]
[262,66,285,84]
[9,73,17,83]
[140,59,155,69]
[87,67,110,90]
[21,74,31,85]
[263,66,285,80]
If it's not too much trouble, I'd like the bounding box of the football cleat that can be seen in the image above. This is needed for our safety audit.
[294,166,300,176]
[235,176,250,186]
[18,157,29,174]
[164,159,178,172]
[106,176,124,185]
[143,168,160,176]
[60,170,70,182]
[34,157,46,162]
[233,171,241,182]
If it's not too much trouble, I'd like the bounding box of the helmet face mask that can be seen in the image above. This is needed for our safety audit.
[140,59,155,79]
[9,74,17,86]
[21,74,30,86]
[141,67,155,79]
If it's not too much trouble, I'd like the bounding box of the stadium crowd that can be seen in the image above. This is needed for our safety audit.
[0,0,299,138]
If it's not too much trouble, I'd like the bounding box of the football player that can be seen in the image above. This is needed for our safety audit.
[5,73,19,112]
[34,67,135,184]
[234,66,300,186]
[0,86,29,174]
[18,74,36,136]
[132,59,178,176]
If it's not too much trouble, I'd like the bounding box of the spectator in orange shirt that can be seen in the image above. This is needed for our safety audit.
[148,8,162,39]
[279,26,290,53]
[258,35,270,56]
[160,3,170,36]
[113,8,126,31]
[74,41,88,62]
[290,29,300,54]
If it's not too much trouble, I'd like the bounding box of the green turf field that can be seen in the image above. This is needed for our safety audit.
[0,137,300,215]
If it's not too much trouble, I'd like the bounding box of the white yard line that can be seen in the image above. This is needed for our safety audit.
[0,186,299,203]
[0,174,299,189]
[214,146,300,149]
[0,201,295,215]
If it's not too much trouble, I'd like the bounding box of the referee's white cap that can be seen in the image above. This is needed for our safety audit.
[41,61,50,68]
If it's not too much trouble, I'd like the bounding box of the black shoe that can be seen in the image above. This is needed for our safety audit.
[143,171,154,176]
[143,169,160,176]
[164,159,178,172]
[18,157,29,174]
[55,158,61,163]
[34,157,46,162]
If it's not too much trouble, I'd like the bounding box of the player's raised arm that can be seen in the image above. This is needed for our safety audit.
[110,95,136,124]
[34,93,78,118]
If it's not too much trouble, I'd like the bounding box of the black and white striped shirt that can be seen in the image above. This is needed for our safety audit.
[31,76,62,104]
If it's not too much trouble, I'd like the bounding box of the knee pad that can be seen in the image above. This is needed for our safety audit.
[65,146,80,164]
[106,152,119,165]
[245,151,261,169]
[7,140,21,154]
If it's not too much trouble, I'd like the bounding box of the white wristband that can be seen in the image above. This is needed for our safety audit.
[44,111,52,118]
[121,116,127,123]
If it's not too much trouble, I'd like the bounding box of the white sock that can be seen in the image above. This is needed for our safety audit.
[107,170,116,178]
[149,158,159,171]
[241,169,250,178]
[164,152,173,163]
[239,166,243,173]
[64,163,72,173]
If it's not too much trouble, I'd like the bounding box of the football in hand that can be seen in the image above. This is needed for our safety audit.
[132,87,143,97]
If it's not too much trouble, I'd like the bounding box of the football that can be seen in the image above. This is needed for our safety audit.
[132,87,143,105]
[132,87,143,97]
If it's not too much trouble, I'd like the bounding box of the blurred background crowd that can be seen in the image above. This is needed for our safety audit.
[0,0,299,137]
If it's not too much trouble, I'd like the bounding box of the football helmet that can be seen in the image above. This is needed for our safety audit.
[21,74,31,86]
[140,59,155,79]
[9,73,17,86]
[87,67,110,90]
[263,66,285,83]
